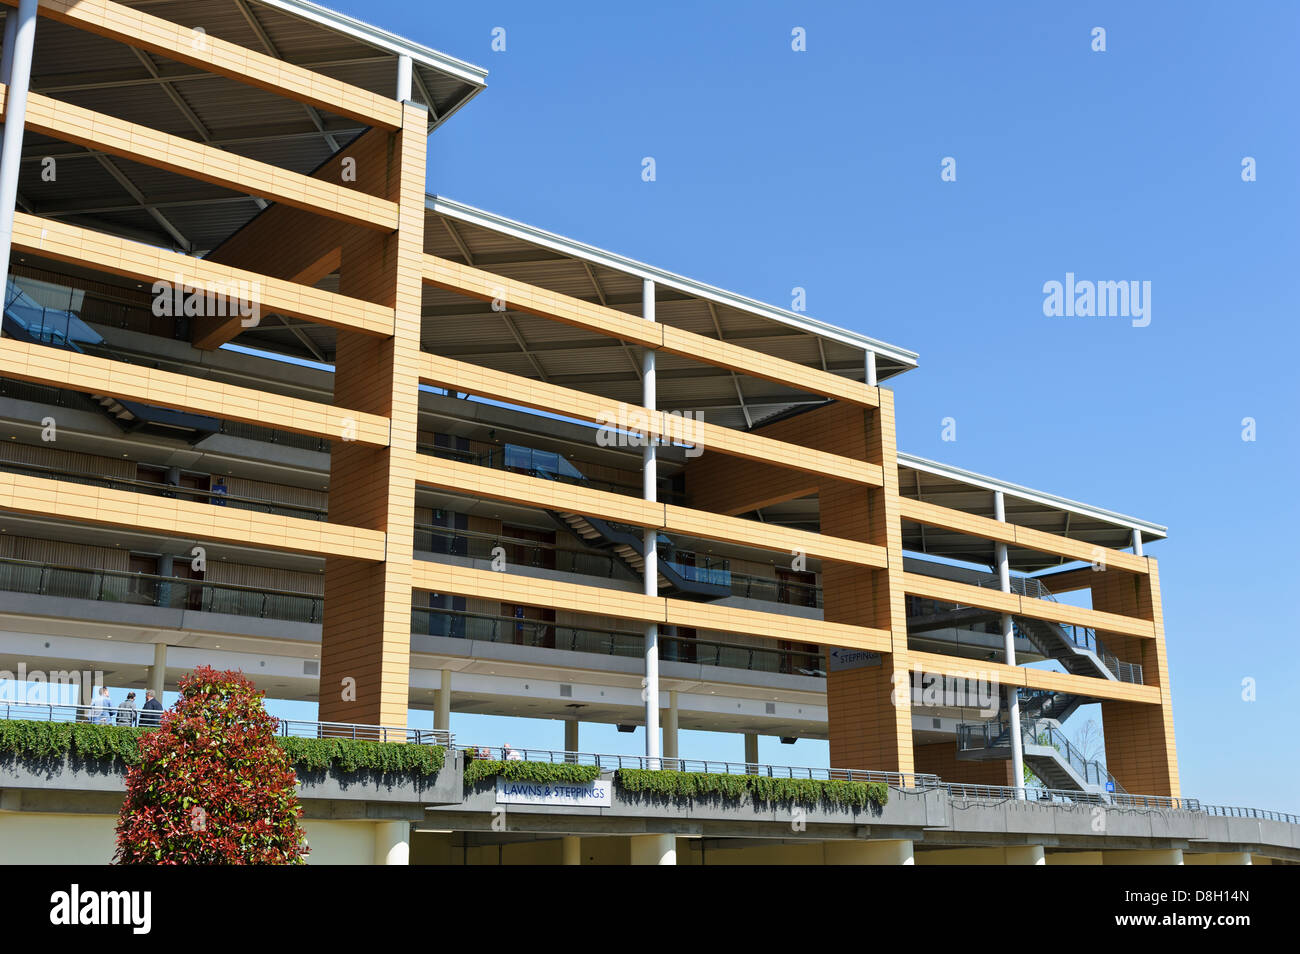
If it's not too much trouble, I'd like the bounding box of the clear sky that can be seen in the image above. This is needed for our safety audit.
[248,2,1300,810]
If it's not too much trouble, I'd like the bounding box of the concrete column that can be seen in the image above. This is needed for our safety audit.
[564,719,579,754]
[641,278,660,763]
[629,833,676,866]
[994,490,1025,797]
[1104,849,1184,865]
[147,643,167,700]
[156,552,174,609]
[396,54,413,102]
[661,691,679,762]
[1005,845,1046,865]
[373,821,410,865]
[824,839,914,865]
[0,0,38,301]
[433,669,451,732]
[561,835,581,866]
[744,733,759,773]
[1131,528,1144,556]
[864,349,877,387]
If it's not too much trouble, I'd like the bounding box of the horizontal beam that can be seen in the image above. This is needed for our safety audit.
[411,561,891,652]
[3,0,404,130]
[419,353,882,488]
[424,256,879,409]
[3,87,398,231]
[0,471,386,560]
[11,213,393,336]
[902,573,1157,639]
[412,453,888,570]
[908,651,1162,705]
[0,337,389,446]
[898,497,1148,574]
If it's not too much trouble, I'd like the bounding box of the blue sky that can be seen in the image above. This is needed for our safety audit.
[329,0,1296,809]
[102,2,1300,810]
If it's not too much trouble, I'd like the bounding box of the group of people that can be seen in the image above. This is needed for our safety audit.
[88,687,164,727]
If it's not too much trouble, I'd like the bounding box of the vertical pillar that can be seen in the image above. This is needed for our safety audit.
[864,349,877,387]
[629,833,676,865]
[1104,849,1184,865]
[1131,528,1144,556]
[434,669,451,731]
[148,643,166,700]
[0,0,37,301]
[396,54,413,103]
[318,103,428,727]
[156,552,174,609]
[1096,561,1180,796]
[744,732,759,772]
[1005,845,1046,865]
[373,821,410,865]
[824,392,913,776]
[994,491,1025,797]
[661,690,678,762]
[641,278,660,762]
[561,836,581,866]
[824,839,914,865]
[564,719,579,753]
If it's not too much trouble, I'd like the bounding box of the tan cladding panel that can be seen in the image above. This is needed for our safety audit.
[898,497,1149,574]
[902,572,1157,639]
[424,257,878,409]
[13,0,404,130]
[419,353,882,488]
[907,651,1161,705]
[0,471,386,559]
[13,214,393,336]
[0,337,389,446]
[4,88,399,231]
[413,454,887,569]
[411,561,891,652]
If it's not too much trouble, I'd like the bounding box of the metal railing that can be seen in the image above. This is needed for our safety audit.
[416,521,821,608]
[1200,804,1300,825]
[0,557,324,624]
[0,701,451,747]
[956,718,1123,792]
[936,780,1197,811]
[462,744,937,788]
[411,607,825,677]
[0,458,326,521]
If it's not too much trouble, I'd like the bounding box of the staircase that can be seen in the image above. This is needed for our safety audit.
[957,716,1125,797]
[4,281,219,443]
[549,510,731,601]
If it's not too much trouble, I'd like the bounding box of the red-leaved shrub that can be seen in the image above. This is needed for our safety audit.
[114,666,308,865]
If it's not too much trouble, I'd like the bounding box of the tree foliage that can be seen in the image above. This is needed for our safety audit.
[114,666,308,865]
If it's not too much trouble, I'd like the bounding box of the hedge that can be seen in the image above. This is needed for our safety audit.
[463,757,601,787]
[0,720,444,776]
[615,769,889,809]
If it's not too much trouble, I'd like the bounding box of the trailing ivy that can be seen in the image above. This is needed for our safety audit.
[278,737,444,776]
[463,758,601,787]
[0,720,145,764]
[0,720,444,776]
[615,769,889,810]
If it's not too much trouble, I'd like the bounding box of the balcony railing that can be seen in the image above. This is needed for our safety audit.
[412,607,825,677]
[0,557,323,624]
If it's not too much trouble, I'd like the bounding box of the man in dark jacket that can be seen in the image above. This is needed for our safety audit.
[139,689,164,726]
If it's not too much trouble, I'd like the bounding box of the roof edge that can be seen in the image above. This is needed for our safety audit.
[252,0,489,87]
[426,194,919,370]
[897,452,1168,540]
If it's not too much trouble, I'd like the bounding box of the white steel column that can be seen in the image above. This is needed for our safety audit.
[396,54,413,102]
[994,491,1025,798]
[642,278,660,763]
[0,0,38,304]
[1131,529,1144,557]
[661,690,679,762]
[434,669,451,731]
[864,349,878,387]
